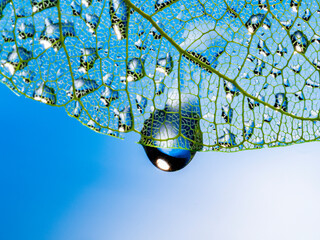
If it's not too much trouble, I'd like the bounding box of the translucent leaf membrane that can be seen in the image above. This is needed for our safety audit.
[1,0,320,154]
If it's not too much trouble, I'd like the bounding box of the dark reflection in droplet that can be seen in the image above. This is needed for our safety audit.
[143,145,196,172]
[140,94,203,172]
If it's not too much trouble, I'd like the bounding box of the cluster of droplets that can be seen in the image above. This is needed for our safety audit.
[1,0,320,171]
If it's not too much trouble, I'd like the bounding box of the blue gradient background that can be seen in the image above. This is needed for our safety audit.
[1,85,320,240]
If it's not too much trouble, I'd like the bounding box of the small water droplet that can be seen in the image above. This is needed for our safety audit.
[109,0,129,40]
[291,31,309,54]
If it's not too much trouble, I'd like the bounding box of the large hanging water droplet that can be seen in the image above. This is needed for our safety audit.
[140,94,202,172]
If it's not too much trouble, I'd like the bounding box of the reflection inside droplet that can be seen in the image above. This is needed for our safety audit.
[156,159,170,171]
[143,145,196,172]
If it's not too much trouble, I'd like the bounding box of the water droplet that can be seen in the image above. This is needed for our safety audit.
[302,9,311,21]
[140,94,202,171]
[71,1,81,16]
[15,7,26,18]
[40,18,76,52]
[126,55,146,82]
[312,58,320,70]
[312,35,320,44]
[114,106,133,132]
[291,31,309,53]
[109,0,129,40]
[67,77,99,99]
[221,104,233,123]
[306,79,320,88]
[103,73,114,86]
[135,94,147,114]
[2,29,14,42]
[19,70,35,83]
[264,114,272,122]
[277,44,287,56]
[290,64,302,73]
[18,23,35,39]
[155,77,165,95]
[290,0,300,12]
[82,0,93,7]
[224,80,240,101]
[87,116,101,132]
[254,59,265,76]
[100,86,118,107]
[295,91,304,100]
[155,0,174,12]
[244,120,254,140]
[274,93,288,112]
[78,48,98,73]
[258,0,267,10]
[71,101,82,117]
[247,55,256,62]
[2,45,32,75]
[284,78,290,87]
[218,128,236,147]
[33,82,56,105]
[156,53,173,76]
[270,68,282,78]
[32,0,58,13]
[84,13,99,35]
[107,129,119,137]
[134,38,146,50]
[258,40,270,56]
[149,21,163,39]
[281,19,293,30]
[245,14,270,34]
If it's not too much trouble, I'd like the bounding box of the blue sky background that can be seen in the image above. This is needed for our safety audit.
[1,85,320,240]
